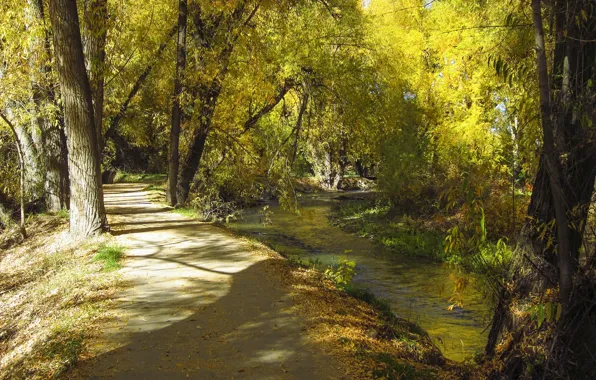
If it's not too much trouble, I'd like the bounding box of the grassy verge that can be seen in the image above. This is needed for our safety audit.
[0,215,123,379]
[329,199,446,261]
[113,172,166,183]
[94,243,124,271]
[170,208,202,219]
[139,182,202,220]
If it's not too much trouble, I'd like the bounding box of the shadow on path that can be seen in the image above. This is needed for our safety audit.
[69,183,341,379]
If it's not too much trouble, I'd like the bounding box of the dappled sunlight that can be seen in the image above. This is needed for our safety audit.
[70,184,338,378]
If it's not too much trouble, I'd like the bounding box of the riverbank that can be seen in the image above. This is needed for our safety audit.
[131,179,470,376]
[229,235,472,378]
[329,196,513,277]
[329,198,447,262]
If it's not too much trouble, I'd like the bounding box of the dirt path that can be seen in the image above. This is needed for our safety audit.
[76,183,343,379]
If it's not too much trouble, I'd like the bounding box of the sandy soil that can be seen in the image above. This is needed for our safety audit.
[72,183,344,379]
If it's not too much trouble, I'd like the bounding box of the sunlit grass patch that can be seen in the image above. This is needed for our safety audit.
[144,183,166,192]
[170,207,201,219]
[94,243,124,271]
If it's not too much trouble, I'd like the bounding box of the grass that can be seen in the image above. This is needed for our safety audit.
[94,243,124,271]
[143,183,166,192]
[0,215,123,379]
[40,208,70,220]
[113,172,166,183]
[330,200,446,261]
[170,207,201,219]
[56,208,69,220]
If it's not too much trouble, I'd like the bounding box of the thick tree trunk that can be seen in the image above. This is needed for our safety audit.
[49,0,106,237]
[83,0,108,152]
[532,0,573,304]
[44,123,67,211]
[29,0,67,211]
[485,0,596,365]
[167,0,188,206]
[28,0,48,204]
[60,127,70,208]
[177,125,209,205]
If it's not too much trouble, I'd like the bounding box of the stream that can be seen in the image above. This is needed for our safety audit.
[227,192,491,362]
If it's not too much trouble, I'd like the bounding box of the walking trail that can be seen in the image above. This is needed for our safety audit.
[75,183,343,379]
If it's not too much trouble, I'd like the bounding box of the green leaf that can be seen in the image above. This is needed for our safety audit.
[480,208,486,242]
[537,304,545,327]
[555,303,562,321]
[545,302,553,321]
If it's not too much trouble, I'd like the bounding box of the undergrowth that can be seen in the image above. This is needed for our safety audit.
[331,199,513,275]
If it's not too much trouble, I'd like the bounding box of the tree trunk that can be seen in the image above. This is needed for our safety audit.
[532,0,573,305]
[167,0,188,206]
[485,0,596,366]
[177,125,209,205]
[49,0,106,237]
[27,0,48,204]
[11,120,44,203]
[83,0,108,152]
[174,2,258,205]
[29,0,67,212]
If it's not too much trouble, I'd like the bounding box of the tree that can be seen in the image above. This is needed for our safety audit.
[29,0,68,211]
[175,1,261,205]
[485,0,596,376]
[48,0,106,236]
[82,0,108,152]
[167,0,188,206]
[0,112,27,237]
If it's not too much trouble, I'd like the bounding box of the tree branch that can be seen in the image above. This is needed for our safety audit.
[242,79,294,133]
[104,25,177,140]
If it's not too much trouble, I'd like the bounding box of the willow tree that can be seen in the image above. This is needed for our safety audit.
[173,1,262,205]
[49,0,106,236]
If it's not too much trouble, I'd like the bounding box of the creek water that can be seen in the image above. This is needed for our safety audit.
[227,192,491,362]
